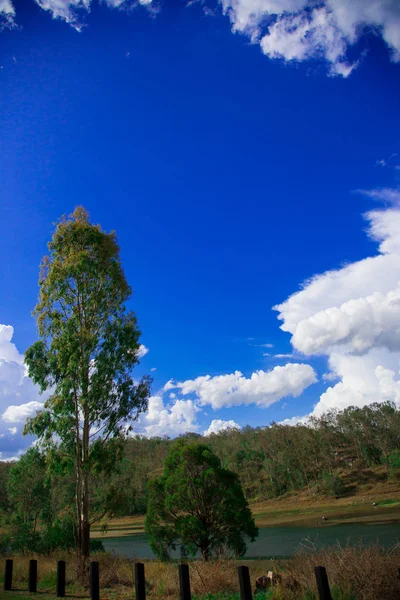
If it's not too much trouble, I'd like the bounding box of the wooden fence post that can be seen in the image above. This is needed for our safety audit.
[56,560,66,597]
[90,561,100,600]
[135,562,146,600]
[4,559,13,591]
[237,565,252,600]
[314,566,332,600]
[178,564,191,600]
[28,559,38,593]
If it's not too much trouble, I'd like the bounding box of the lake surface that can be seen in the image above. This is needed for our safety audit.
[101,523,400,559]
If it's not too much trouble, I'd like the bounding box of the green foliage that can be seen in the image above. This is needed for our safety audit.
[40,515,78,552]
[0,532,11,555]
[321,471,346,498]
[7,447,50,524]
[145,439,258,561]
[90,538,105,553]
[387,450,400,479]
[388,450,400,469]
[0,462,11,511]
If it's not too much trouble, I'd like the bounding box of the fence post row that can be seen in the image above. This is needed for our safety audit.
[4,559,13,591]
[2,556,338,599]
[178,563,191,600]
[135,561,146,600]
[57,560,66,598]
[237,565,253,600]
[90,561,100,600]
[314,566,333,600]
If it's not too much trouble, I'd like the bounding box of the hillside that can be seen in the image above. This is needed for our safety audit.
[92,465,400,538]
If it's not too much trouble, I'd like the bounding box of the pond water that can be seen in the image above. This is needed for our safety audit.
[100,523,400,559]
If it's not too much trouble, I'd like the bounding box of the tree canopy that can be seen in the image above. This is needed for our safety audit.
[145,439,258,561]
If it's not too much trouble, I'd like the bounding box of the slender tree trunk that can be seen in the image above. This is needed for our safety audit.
[200,544,209,561]
[81,409,90,559]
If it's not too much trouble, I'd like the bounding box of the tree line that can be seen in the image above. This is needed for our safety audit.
[1,401,400,555]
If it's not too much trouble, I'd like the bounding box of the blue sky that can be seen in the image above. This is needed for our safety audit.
[1,0,400,456]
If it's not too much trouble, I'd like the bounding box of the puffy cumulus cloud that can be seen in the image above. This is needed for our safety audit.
[0,324,47,459]
[174,363,317,409]
[219,0,400,76]
[275,206,400,417]
[203,419,241,436]
[291,285,400,356]
[136,395,200,437]
[137,344,149,359]
[2,401,44,423]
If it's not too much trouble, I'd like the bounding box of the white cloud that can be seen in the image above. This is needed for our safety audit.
[0,324,47,459]
[204,419,241,436]
[137,344,149,359]
[275,205,400,417]
[2,401,44,423]
[175,363,317,409]
[2,0,153,30]
[219,0,400,76]
[137,395,199,437]
[322,371,338,382]
[163,379,176,391]
[357,188,400,205]
[279,414,308,426]
[34,0,91,30]
[0,0,15,27]
[291,285,400,356]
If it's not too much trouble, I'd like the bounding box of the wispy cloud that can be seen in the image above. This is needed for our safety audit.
[1,0,153,31]
[356,188,400,205]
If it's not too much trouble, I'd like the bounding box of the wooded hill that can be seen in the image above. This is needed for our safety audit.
[1,400,400,553]
[121,401,400,512]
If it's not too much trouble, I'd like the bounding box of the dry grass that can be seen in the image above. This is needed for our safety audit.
[286,542,400,600]
[1,544,400,600]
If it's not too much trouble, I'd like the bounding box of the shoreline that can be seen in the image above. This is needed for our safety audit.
[92,496,400,539]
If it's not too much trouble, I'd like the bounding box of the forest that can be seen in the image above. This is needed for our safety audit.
[1,400,400,556]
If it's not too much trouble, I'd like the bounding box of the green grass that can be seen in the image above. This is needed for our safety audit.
[375,498,400,506]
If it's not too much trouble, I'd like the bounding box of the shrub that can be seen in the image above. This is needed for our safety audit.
[321,471,346,498]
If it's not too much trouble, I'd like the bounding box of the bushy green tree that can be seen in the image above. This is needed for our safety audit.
[7,447,49,529]
[145,439,258,561]
[6,448,50,553]
[24,207,151,561]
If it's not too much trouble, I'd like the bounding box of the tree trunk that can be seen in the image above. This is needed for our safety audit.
[81,409,90,559]
[76,409,90,584]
